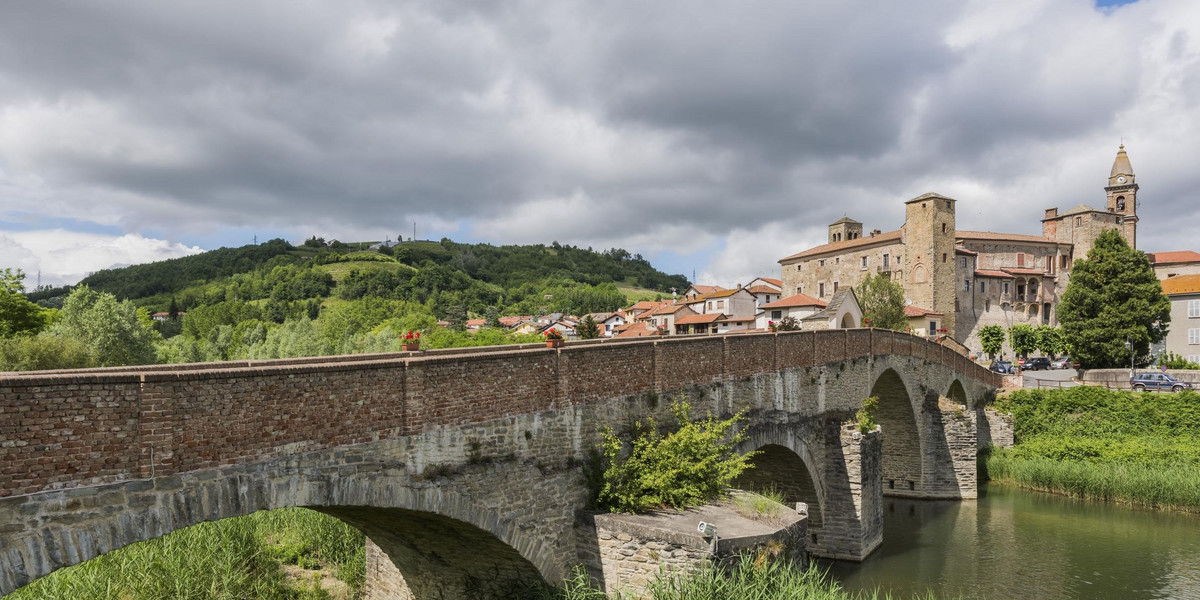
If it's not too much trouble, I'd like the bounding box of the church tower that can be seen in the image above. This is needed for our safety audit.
[1104,144,1139,248]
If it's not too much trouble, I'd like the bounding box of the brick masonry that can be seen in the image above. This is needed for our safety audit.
[0,330,997,596]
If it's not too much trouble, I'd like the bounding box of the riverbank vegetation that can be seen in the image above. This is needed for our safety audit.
[984,386,1200,511]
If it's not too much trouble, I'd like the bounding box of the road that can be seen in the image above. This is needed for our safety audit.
[1021,366,1078,389]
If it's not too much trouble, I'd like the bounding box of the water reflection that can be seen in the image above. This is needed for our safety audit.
[820,486,1200,600]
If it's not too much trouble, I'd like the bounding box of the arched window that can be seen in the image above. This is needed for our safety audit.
[1116,196,1126,211]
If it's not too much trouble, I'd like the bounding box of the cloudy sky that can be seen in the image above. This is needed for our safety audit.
[1,0,1197,287]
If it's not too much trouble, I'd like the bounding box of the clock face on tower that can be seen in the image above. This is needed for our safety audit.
[1117,176,1127,183]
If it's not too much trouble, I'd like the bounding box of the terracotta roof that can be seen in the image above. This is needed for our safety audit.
[1150,251,1200,265]
[745,285,779,295]
[615,323,658,338]
[957,231,1058,244]
[779,230,902,262]
[974,269,1014,278]
[955,246,978,256]
[640,302,693,318]
[687,285,724,294]
[1161,274,1200,296]
[628,300,659,311]
[697,287,751,300]
[466,318,486,326]
[904,305,943,317]
[759,293,828,309]
[1003,268,1047,276]
[757,278,783,287]
[719,314,757,322]
[675,313,724,325]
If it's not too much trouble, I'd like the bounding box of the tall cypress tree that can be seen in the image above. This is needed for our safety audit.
[1057,229,1169,368]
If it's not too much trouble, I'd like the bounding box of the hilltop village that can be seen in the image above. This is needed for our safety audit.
[500,145,1200,363]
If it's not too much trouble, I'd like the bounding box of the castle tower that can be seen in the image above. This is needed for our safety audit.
[902,193,957,337]
[828,217,863,244]
[1104,144,1139,248]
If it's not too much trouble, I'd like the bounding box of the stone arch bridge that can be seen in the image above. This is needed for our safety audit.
[0,329,1000,598]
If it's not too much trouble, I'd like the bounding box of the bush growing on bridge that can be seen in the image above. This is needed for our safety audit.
[597,399,757,513]
[856,396,879,434]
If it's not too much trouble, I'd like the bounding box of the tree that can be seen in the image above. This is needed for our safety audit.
[577,315,600,339]
[0,268,49,337]
[168,296,179,320]
[978,324,1005,359]
[53,286,159,366]
[1058,229,1170,368]
[1036,326,1066,358]
[1008,324,1038,359]
[856,272,906,330]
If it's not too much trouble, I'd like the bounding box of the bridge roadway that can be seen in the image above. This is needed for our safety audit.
[0,329,1000,598]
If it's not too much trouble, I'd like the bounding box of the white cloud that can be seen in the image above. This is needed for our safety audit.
[0,230,203,287]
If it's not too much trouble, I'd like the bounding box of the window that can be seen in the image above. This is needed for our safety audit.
[942,253,947,263]
[835,257,840,264]
[963,279,970,292]
[771,310,782,319]
[1190,329,1200,345]
[1075,216,1082,226]
[707,301,713,310]
[883,253,890,269]
[942,223,947,233]
[979,280,986,293]
[819,260,825,267]
[1017,253,1025,267]
[928,321,937,337]
[1046,256,1053,273]
[1117,196,1126,210]
[717,300,724,309]
[1061,255,1069,269]
[1003,281,1010,294]
[819,283,826,297]
[1190,355,1200,364]
[833,281,839,293]
[959,257,967,268]
[797,264,802,271]
[796,286,803,294]
[1190,300,1200,318]
[861,256,868,269]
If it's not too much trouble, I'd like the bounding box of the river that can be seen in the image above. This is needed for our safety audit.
[821,485,1200,600]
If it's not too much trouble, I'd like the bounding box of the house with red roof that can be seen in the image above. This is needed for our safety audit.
[1150,251,1200,280]
[1161,274,1200,365]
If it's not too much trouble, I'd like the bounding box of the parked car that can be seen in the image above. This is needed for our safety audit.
[990,360,1015,374]
[1051,356,1072,369]
[1026,357,1052,371]
[1130,372,1194,393]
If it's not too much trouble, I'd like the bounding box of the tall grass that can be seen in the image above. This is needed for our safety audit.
[8,508,365,600]
[986,387,1200,511]
[517,559,942,600]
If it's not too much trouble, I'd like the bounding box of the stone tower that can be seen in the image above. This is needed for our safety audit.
[1104,144,1139,248]
[903,193,957,337]
[828,217,863,243]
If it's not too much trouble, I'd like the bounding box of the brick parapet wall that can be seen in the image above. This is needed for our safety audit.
[0,330,996,498]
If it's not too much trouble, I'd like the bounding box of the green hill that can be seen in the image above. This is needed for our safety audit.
[30,237,689,319]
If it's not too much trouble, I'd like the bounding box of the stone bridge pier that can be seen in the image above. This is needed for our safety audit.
[0,329,999,597]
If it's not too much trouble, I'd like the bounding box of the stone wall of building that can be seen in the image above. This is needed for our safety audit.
[780,239,905,301]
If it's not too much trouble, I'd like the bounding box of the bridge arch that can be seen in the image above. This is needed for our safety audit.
[734,425,826,530]
[870,367,925,495]
[946,379,968,406]
[4,463,557,599]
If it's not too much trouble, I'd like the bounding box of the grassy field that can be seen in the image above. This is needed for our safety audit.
[617,284,667,304]
[985,386,1200,511]
[315,260,417,283]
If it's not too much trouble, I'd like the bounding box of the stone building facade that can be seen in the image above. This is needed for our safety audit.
[780,145,1144,357]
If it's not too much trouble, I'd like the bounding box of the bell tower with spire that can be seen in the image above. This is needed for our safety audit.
[1104,143,1139,248]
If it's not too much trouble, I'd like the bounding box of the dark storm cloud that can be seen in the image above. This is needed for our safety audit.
[1,0,1198,283]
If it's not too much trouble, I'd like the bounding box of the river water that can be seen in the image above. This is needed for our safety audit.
[821,485,1200,600]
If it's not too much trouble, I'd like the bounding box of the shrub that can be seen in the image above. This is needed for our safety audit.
[598,399,757,513]
[856,396,879,434]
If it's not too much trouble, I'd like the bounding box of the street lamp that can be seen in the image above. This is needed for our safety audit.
[1125,339,1135,377]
